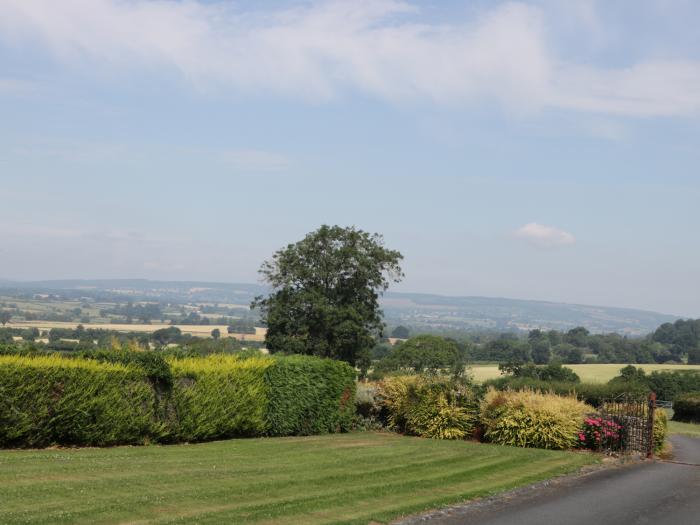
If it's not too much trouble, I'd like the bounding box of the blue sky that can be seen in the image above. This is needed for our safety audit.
[1,0,699,316]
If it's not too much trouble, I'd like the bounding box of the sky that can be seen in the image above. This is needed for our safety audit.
[0,0,699,317]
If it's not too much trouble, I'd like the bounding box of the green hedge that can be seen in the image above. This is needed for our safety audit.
[0,353,356,447]
[0,355,157,447]
[265,355,356,436]
[673,392,700,423]
[167,356,272,442]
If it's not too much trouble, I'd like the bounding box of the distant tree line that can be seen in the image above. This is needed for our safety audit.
[0,325,262,355]
[372,319,700,375]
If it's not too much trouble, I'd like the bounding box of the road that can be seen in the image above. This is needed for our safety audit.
[403,435,700,525]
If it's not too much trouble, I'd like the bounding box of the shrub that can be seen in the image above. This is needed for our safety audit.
[376,375,480,439]
[0,354,157,447]
[673,392,700,423]
[648,371,700,400]
[264,355,356,436]
[653,409,668,452]
[483,377,648,408]
[501,362,581,383]
[167,355,273,441]
[577,416,624,450]
[480,389,592,450]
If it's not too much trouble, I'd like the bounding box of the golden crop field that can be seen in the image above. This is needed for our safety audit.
[7,320,267,342]
[470,363,700,383]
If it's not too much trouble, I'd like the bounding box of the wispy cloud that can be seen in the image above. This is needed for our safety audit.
[0,0,698,117]
[514,222,576,248]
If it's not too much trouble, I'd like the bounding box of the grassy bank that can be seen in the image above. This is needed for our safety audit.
[0,432,596,525]
[470,363,700,384]
[668,420,700,437]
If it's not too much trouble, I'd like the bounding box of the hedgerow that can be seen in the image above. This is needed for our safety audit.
[264,355,356,435]
[0,354,157,447]
[483,376,648,408]
[168,355,273,441]
[0,352,356,447]
[673,392,700,423]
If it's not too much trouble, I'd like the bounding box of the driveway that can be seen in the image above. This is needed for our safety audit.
[400,435,700,525]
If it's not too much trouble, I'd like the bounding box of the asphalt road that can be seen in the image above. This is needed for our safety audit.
[407,435,700,525]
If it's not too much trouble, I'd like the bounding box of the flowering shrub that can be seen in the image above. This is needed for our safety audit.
[578,416,624,450]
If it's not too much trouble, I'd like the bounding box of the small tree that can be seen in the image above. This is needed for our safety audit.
[0,311,11,326]
[376,335,465,376]
[211,328,221,340]
[391,325,410,339]
[252,225,403,365]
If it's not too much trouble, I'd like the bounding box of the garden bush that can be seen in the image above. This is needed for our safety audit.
[480,388,592,450]
[0,354,157,447]
[167,355,273,441]
[673,392,700,423]
[376,375,480,439]
[653,408,668,452]
[264,355,356,435]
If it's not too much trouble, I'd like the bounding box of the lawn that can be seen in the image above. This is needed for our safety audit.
[0,432,596,525]
[470,363,700,384]
[668,420,700,437]
[664,409,700,438]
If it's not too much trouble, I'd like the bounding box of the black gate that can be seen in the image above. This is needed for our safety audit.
[583,393,656,456]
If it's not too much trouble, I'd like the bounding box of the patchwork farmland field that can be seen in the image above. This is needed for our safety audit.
[470,363,700,384]
[6,320,267,341]
[0,432,596,525]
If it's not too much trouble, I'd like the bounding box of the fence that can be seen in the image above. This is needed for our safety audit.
[592,392,656,457]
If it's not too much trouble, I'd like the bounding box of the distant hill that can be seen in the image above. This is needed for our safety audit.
[0,279,678,336]
[380,292,678,336]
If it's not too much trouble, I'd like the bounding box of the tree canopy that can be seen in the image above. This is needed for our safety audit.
[252,225,403,365]
[375,335,466,376]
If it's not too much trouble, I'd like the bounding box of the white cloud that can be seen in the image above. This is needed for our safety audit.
[514,222,576,248]
[0,0,699,117]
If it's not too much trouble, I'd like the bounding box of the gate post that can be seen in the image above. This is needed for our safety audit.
[646,392,656,459]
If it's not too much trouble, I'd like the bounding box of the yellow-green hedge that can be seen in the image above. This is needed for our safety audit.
[0,355,157,447]
[167,355,272,441]
[0,353,356,447]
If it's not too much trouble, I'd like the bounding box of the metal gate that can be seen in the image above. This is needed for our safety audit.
[585,393,656,457]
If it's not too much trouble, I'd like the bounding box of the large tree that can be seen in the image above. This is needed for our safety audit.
[252,225,403,365]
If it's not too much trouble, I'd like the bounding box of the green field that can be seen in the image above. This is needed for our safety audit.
[470,363,700,384]
[0,432,596,525]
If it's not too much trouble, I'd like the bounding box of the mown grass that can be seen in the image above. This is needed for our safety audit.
[470,363,700,384]
[0,432,597,525]
[668,420,700,437]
